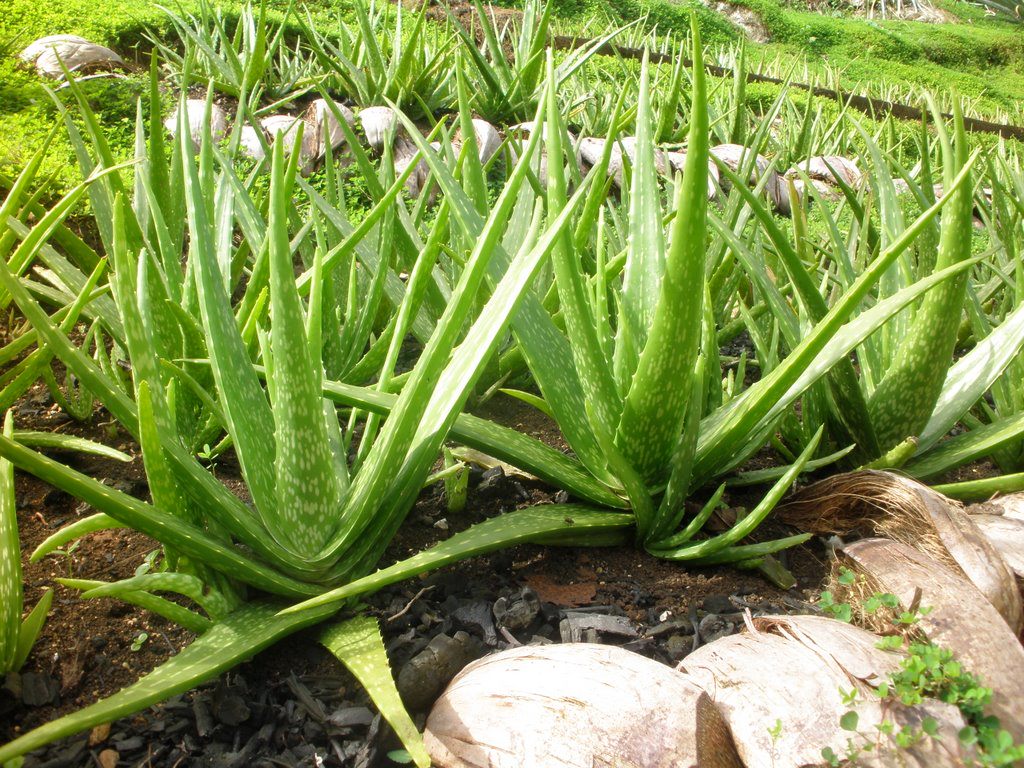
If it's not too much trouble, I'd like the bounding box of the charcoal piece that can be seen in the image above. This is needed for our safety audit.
[559,612,639,643]
[327,706,374,729]
[492,588,540,631]
[452,599,498,645]
[20,672,59,707]
[397,632,479,711]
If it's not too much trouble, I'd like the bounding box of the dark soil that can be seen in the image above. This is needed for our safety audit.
[2,386,831,767]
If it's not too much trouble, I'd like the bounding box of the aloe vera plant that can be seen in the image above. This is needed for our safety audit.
[0,67,642,763]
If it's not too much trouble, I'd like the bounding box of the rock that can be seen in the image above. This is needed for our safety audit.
[97,749,119,768]
[493,588,540,631]
[704,1,769,41]
[697,614,736,646]
[397,631,479,711]
[647,618,693,638]
[212,688,250,726]
[164,100,229,151]
[21,36,125,79]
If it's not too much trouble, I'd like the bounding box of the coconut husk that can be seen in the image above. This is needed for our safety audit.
[304,98,355,159]
[842,538,1024,739]
[21,36,124,79]
[967,514,1024,594]
[787,155,864,188]
[968,492,1024,522]
[453,119,502,166]
[710,143,788,213]
[358,106,401,153]
[164,100,229,151]
[260,114,318,173]
[424,643,741,768]
[667,151,720,199]
[779,470,1022,632]
[680,613,971,766]
[237,124,267,162]
[577,136,669,189]
[393,138,441,201]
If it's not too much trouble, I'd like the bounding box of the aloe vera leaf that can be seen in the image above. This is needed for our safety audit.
[652,428,820,560]
[180,115,279,536]
[0,436,317,598]
[716,162,880,456]
[30,513,122,562]
[321,149,600,577]
[389,94,612,486]
[867,104,975,452]
[693,154,979,483]
[544,52,622,438]
[684,534,814,566]
[263,138,342,556]
[284,506,633,613]
[916,298,1024,453]
[617,28,708,485]
[0,602,337,765]
[12,588,52,671]
[11,431,129,464]
[904,410,1024,480]
[315,377,625,508]
[0,411,20,673]
[82,572,232,619]
[319,616,430,768]
[932,472,1024,501]
[613,54,666,395]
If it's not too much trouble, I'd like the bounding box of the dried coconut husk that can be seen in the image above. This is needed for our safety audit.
[967,514,1024,596]
[21,36,125,79]
[968,492,1024,522]
[304,98,355,160]
[260,114,317,174]
[358,106,401,153]
[841,538,1024,738]
[164,100,229,151]
[393,137,441,201]
[787,155,864,188]
[680,613,971,767]
[710,143,788,214]
[424,643,742,768]
[779,470,1022,632]
[453,119,502,166]
[577,136,670,189]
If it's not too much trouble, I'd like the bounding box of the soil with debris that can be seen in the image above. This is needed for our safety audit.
[2,388,830,767]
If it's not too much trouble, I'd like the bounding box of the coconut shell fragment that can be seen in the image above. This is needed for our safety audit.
[424,643,741,768]
[680,614,971,767]
[779,470,1022,633]
[842,538,1024,739]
